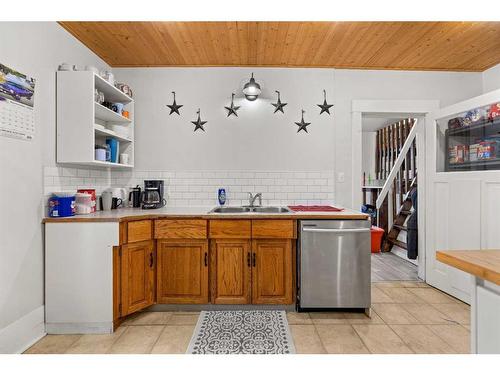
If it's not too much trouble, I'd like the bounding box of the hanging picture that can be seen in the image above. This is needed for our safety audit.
[0,62,36,141]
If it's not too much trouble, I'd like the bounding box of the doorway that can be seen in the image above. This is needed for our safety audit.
[351,100,440,283]
[361,115,419,281]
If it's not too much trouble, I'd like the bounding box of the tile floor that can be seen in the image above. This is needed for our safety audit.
[24,281,470,354]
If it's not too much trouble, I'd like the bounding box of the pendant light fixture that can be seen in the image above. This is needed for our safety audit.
[242,73,261,101]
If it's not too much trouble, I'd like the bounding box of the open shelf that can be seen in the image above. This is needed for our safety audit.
[89,160,134,169]
[94,102,131,123]
[94,125,132,143]
[94,74,133,103]
[446,117,500,137]
[448,157,500,170]
[57,71,134,169]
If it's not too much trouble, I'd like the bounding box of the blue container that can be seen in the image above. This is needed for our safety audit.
[48,195,75,217]
[106,138,119,163]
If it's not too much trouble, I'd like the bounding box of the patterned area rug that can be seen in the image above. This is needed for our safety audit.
[186,310,295,354]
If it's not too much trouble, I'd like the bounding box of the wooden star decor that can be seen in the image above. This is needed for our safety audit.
[295,109,311,133]
[167,91,183,115]
[224,93,240,117]
[191,108,207,132]
[317,89,333,115]
[271,90,287,114]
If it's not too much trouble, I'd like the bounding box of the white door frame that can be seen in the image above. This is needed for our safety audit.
[351,99,440,281]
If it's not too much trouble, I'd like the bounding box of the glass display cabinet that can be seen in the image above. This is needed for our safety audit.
[436,100,500,172]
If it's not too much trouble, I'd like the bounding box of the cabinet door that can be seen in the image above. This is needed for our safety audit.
[157,239,209,304]
[211,239,251,304]
[251,239,293,305]
[120,240,155,316]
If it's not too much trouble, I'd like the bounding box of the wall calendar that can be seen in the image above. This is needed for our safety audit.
[0,62,36,141]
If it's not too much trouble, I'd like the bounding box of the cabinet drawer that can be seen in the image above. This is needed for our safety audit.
[155,219,207,239]
[127,220,153,243]
[209,220,251,238]
[252,220,296,239]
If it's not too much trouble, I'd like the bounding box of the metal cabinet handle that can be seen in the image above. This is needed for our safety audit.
[149,253,154,268]
[302,228,370,233]
[204,252,208,267]
[247,252,251,267]
[252,253,256,267]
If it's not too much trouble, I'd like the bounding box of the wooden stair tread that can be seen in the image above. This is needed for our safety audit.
[393,224,407,231]
[400,209,412,215]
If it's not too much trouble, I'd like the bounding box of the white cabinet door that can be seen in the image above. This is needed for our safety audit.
[426,179,481,303]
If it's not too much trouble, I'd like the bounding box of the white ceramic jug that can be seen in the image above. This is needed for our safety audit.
[101,190,113,211]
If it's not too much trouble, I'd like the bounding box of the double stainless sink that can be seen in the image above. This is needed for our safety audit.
[209,206,292,214]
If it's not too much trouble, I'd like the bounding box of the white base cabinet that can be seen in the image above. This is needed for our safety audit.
[471,277,500,354]
[45,222,119,334]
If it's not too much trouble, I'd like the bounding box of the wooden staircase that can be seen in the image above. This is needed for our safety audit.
[383,179,417,252]
[373,119,418,254]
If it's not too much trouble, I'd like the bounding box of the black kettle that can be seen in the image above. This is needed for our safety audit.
[129,185,142,208]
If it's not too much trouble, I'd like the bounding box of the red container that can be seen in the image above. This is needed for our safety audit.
[77,189,96,213]
[371,226,384,253]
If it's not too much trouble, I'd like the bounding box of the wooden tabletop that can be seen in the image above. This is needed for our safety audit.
[436,250,500,286]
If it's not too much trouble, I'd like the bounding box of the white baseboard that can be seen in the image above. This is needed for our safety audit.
[46,322,113,334]
[0,305,45,354]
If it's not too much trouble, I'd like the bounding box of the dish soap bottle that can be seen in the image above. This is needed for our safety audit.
[218,188,226,206]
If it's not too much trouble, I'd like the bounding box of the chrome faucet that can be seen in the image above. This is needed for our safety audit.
[247,192,262,207]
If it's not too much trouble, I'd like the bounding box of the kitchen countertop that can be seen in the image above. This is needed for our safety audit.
[436,250,500,286]
[42,206,369,223]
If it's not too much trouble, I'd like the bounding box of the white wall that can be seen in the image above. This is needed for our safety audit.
[0,22,108,353]
[115,67,483,208]
[114,68,335,171]
[482,64,500,93]
[333,69,483,207]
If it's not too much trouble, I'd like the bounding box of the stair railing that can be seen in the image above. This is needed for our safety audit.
[376,118,418,228]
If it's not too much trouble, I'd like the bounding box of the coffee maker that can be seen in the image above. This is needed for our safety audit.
[142,180,166,209]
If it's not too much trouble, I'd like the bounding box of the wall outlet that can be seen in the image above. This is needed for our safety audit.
[337,172,345,183]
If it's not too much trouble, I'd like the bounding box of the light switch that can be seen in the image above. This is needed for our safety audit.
[337,172,345,183]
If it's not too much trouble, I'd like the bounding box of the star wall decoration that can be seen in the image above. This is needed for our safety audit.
[295,109,311,133]
[271,90,287,114]
[224,93,240,117]
[191,108,207,132]
[167,91,183,115]
[317,89,334,115]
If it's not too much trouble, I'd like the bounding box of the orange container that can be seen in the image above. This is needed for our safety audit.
[370,226,384,253]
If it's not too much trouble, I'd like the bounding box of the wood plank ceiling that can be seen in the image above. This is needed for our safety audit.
[59,21,500,71]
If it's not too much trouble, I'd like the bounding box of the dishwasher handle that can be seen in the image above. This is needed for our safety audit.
[302,227,370,233]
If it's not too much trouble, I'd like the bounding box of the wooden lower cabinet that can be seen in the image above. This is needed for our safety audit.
[251,239,293,304]
[120,240,155,316]
[156,239,209,304]
[211,239,252,304]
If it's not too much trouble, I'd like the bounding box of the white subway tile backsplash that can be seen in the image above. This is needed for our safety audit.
[43,167,336,208]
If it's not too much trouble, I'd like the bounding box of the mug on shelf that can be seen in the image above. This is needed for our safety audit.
[119,153,129,165]
[112,103,124,115]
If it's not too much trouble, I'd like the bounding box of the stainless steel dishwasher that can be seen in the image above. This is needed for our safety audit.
[298,220,371,310]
